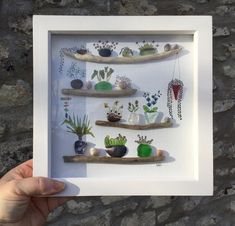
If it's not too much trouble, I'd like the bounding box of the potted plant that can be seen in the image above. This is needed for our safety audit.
[119,47,133,57]
[91,66,114,91]
[104,134,127,158]
[93,40,118,57]
[76,45,89,55]
[128,100,139,124]
[115,75,132,90]
[136,40,159,56]
[62,114,95,155]
[143,90,162,124]
[135,135,153,157]
[104,101,123,122]
[67,62,85,89]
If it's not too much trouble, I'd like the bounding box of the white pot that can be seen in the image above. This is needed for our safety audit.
[128,112,140,124]
[144,112,158,124]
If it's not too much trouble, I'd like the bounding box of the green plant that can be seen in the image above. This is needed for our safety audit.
[62,114,95,140]
[91,67,114,82]
[104,134,127,148]
[128,100,139,113]
[136,40,159,51]
[93,40,118,51]
[143,91,162,113]
[67,62,85,80]
[135,135,153,145]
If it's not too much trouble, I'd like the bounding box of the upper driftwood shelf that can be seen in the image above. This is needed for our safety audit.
[63,48,182,64]
[62,88,137,97]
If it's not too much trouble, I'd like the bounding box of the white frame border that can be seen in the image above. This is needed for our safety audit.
[33,16,213,196]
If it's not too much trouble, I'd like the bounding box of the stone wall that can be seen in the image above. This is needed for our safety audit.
[0,0,234,225]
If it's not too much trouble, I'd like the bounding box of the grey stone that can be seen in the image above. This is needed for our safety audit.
[182,197,202,211]
[215,168,229,176]
[230,200,235,212]
[195,215,219,226]
[214,99,235,113]
[0,44,9,59]
[66,200,92,214]
[121,211,156,226]
[118,0,157,15]
[0,123,7,139]
[101,196,129,205]
[223,43,235,58]
[214,55,227,62]
[157,207,172,223]
[8,15,32,35]
[165,217,190,226]
[213,27,230,37]
[0,80,32,107]
[177,3,195,15]
[222,0,235,4]
[213,6,235,16]
[214,141,235,159]
[112,201,138,216]
[47,206,64,222]
[146,196,171,209]
[223,65,235,78]
[197,0,208,3]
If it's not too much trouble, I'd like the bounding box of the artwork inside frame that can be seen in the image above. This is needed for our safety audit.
[33,16,213,196]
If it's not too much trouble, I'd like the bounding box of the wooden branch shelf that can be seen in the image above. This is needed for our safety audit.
[63,155,164,164]
[63,48,182,64]
[95,119,173,130]
[61,88,137,97]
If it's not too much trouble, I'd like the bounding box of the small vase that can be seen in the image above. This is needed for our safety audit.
[106,145,127,158]
[94,81,112,91]
[99,48,112,57]
[137,144,152,157]
[74,140,87,155]
[144,112,158,124]
[71,79,83,89]
[140,48,156,56]
[128,113,139,124]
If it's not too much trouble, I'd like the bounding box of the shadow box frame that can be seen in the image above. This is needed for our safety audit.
[33,15,213,196]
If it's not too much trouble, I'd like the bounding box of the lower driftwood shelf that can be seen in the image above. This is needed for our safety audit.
[95,118,173,130]
[61,88,137,97]
[63,155,164,164]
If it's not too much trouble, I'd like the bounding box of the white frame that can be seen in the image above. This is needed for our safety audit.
[33,16,213,196]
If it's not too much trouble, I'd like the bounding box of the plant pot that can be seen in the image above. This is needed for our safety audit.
[106,145,127,157]
[140,48,156,56]
[128,112,139,124]
[172,84,181,100]
[94,81,112,91]
[76,49,88,55]
[144,112,158,124]
[99,48,112,57]
[107,113,121,122]
[74,140,87,155]
[137,144,152,157]
[71,79,83,89]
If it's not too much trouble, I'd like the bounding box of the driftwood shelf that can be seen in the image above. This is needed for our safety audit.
[63,155,164,164]
[61,88,137,97]
[63,48,182,64]
[95,119,173,130]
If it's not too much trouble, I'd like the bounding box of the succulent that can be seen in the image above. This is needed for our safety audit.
[136,40,159,51]
[91,67,114,82]
[128,100,139,113]
[104,134,127,148]
[62,114,95,140]
[135,135,153,145]
[93,40,118,51]
[143,91,162,113]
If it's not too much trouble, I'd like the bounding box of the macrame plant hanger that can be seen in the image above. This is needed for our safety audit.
[167,52,184,120]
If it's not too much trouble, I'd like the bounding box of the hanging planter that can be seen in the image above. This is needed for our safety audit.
[167,79,184,120]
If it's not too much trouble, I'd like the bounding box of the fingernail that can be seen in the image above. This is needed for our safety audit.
[53,181,65,191]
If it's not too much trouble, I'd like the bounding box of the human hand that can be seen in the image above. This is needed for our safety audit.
[0,159,70,226]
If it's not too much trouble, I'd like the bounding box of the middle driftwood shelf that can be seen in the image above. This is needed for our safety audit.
[95,118,173,130]
[61,88,137,97]
[63,155,164,164]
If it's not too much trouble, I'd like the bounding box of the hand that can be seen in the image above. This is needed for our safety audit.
[0,159,70,226]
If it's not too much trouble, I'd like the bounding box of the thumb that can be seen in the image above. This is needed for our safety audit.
[13,177,65,196]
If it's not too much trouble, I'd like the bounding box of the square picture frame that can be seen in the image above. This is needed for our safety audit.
[33,15,213,196]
